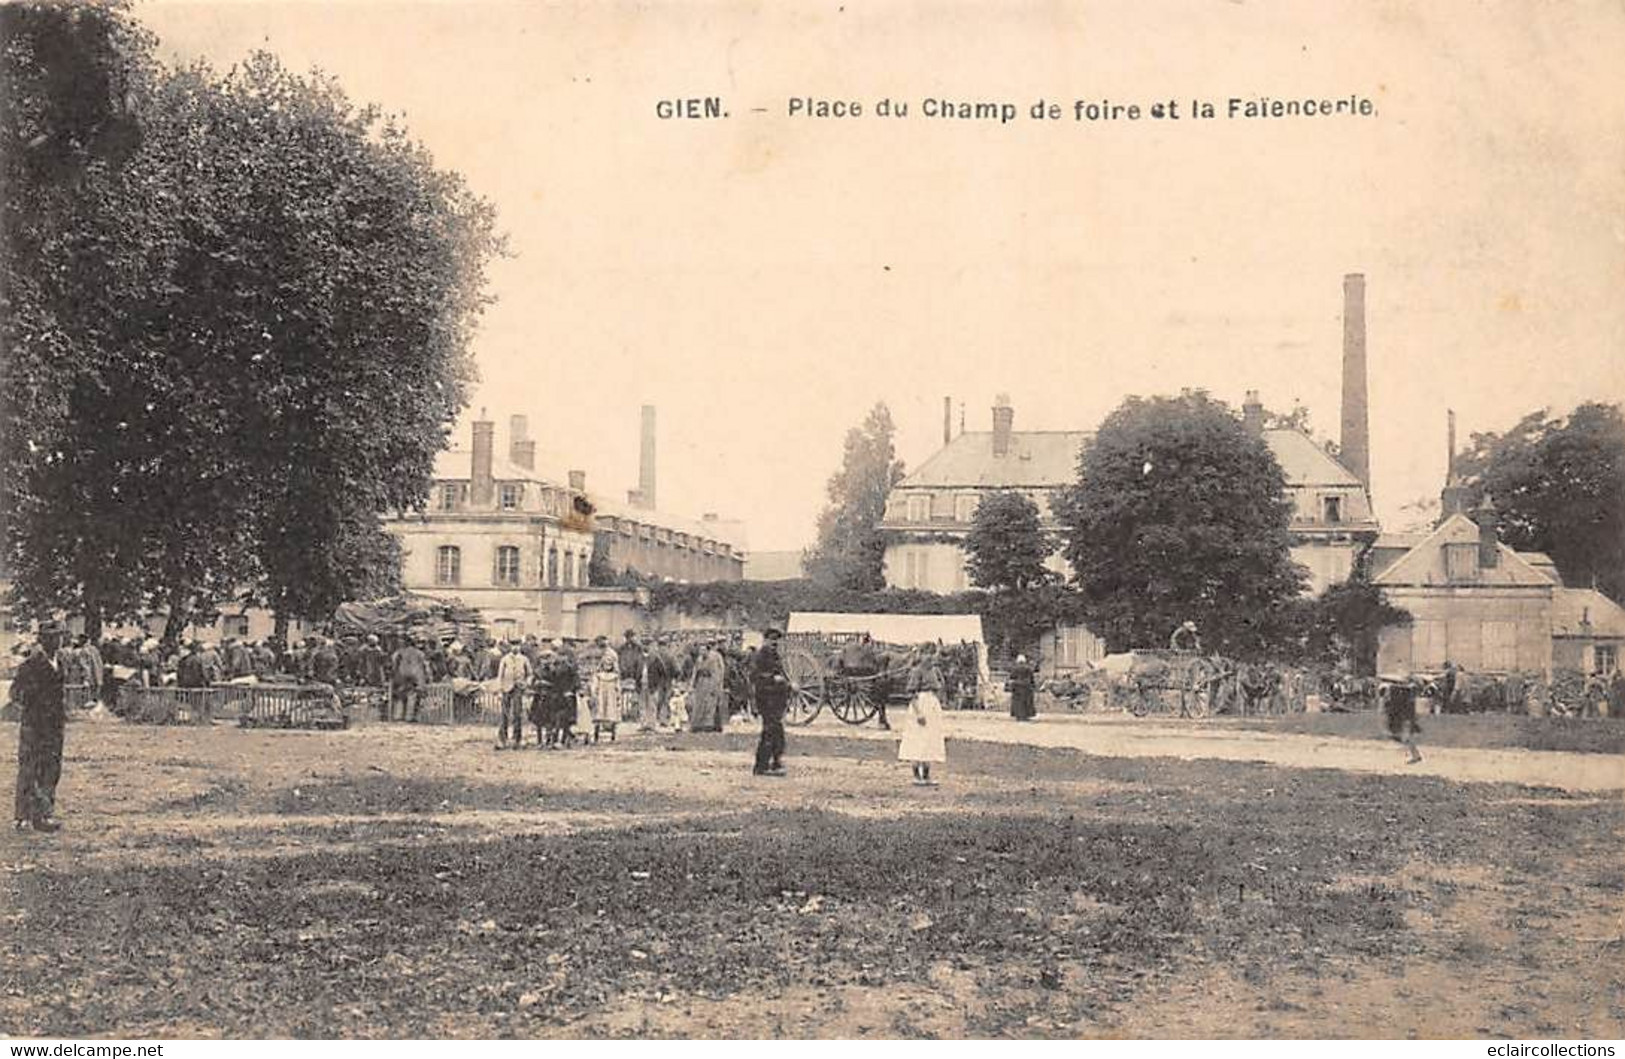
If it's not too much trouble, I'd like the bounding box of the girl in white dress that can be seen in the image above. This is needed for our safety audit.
[899,645,947,786]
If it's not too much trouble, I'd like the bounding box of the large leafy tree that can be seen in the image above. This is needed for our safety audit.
[803,403,905,592]
[1454,402,1624,603]
[964,490,1053,592]
[1,7,502,637]
[1054,391,1307,657]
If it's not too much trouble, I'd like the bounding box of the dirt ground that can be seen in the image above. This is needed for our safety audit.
[2,714,1621,1039]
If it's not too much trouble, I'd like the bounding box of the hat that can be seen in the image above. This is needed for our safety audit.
[763,627,783,640]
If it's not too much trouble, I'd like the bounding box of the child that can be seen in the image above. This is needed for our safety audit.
[899,645,948,786]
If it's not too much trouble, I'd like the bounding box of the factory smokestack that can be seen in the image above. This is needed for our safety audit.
[636,405,656,510]
[1339,273,1371,491]
[508,414,535,470]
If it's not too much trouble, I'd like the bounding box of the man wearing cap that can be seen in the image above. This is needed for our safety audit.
[12,621,67,832]
[752,627,791,776]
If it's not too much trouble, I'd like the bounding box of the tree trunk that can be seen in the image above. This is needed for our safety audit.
[161,587,189,649]
[82,602,103,643]
[272,607,290,649]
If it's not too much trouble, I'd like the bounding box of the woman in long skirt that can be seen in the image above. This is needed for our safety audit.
[687,641,727,732]
[899,646,948,786]
[1006,654,1036,721]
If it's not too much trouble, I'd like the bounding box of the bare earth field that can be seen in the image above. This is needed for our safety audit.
[2,713,1621,1039]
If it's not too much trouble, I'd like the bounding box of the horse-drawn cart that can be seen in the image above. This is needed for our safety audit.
[1092,649,1227,718]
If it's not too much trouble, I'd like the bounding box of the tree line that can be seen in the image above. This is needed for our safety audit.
[1,2,503,642]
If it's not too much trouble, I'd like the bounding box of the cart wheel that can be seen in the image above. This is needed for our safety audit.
[1128,681,1152,717]
[781,646,825,725]
[831,679,880,726]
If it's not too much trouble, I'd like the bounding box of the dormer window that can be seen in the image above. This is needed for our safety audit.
[907,494,929,522]
[1445,542,1479,582]
[1323,495,1342,524]
[499,483,523,511]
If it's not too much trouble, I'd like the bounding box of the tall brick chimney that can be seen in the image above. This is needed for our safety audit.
[992,394,1014,457]
[636,405,656,510]
[471,411,495,507]
[1241,390,1265,435]
[508,414,535,471]
[1339,273,1371,491]
[1439,409,1469,522]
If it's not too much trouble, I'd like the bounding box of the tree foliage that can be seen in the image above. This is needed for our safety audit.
[803,403,905,592]
[1054,391,1307,658]
[964,490,1053,592]
[0,6,502,635]
[1453,402,1625,603]
[1288,575,1411,675]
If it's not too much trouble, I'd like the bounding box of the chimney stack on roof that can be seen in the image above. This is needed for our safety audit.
[943,396,952,445]
[634,404,657,510]
[992,394,1014,457]
[508,414,535,470]
[1241,390,1265,435]
[568,469,586,492]
[1339,273,1371,492]
[1474,495,1500,569]
[471,410,495,507]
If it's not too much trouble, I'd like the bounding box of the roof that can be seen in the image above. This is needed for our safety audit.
[1260,427,1363,487]
[1518,552,1563,586]
[785,612,985,646]
[897,431,1088,489]
[433,448,556,485]
[1372,513,1556,589]
[587,492,747,550]
[1551,588,1625,639]
[896,425,1364,493]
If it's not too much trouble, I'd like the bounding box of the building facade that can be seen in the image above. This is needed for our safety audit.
[382,412,744,639]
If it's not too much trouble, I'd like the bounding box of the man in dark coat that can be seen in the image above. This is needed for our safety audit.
[752,628,790,776]
[176,641,209,688]
[390,638,430,722]
[358,635,388,686]
[1007,653,1037,721]
[13,621,66,832]
[309,637,341,686]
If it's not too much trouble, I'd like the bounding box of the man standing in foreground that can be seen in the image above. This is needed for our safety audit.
[12,621,66,833]
[496,641,533,750]
[752,627,790,776]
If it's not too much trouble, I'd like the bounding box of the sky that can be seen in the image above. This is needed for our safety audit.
[138,0,1624,550]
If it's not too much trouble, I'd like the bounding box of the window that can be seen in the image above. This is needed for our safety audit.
[495,545,521,586]
[220,615,250,639]
[499,483,523,511]
[547,547,559,587]
[494,618,518,641]
[435,545,461,585]
[1594,644,1617,676]
[1482,621,1517,671]
[437,483,461,511]
[907,494,929,522]
[1322,495,1342,524]
[955,494,979,523]
[1445,542,1479,582]
[563,552,576,588]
